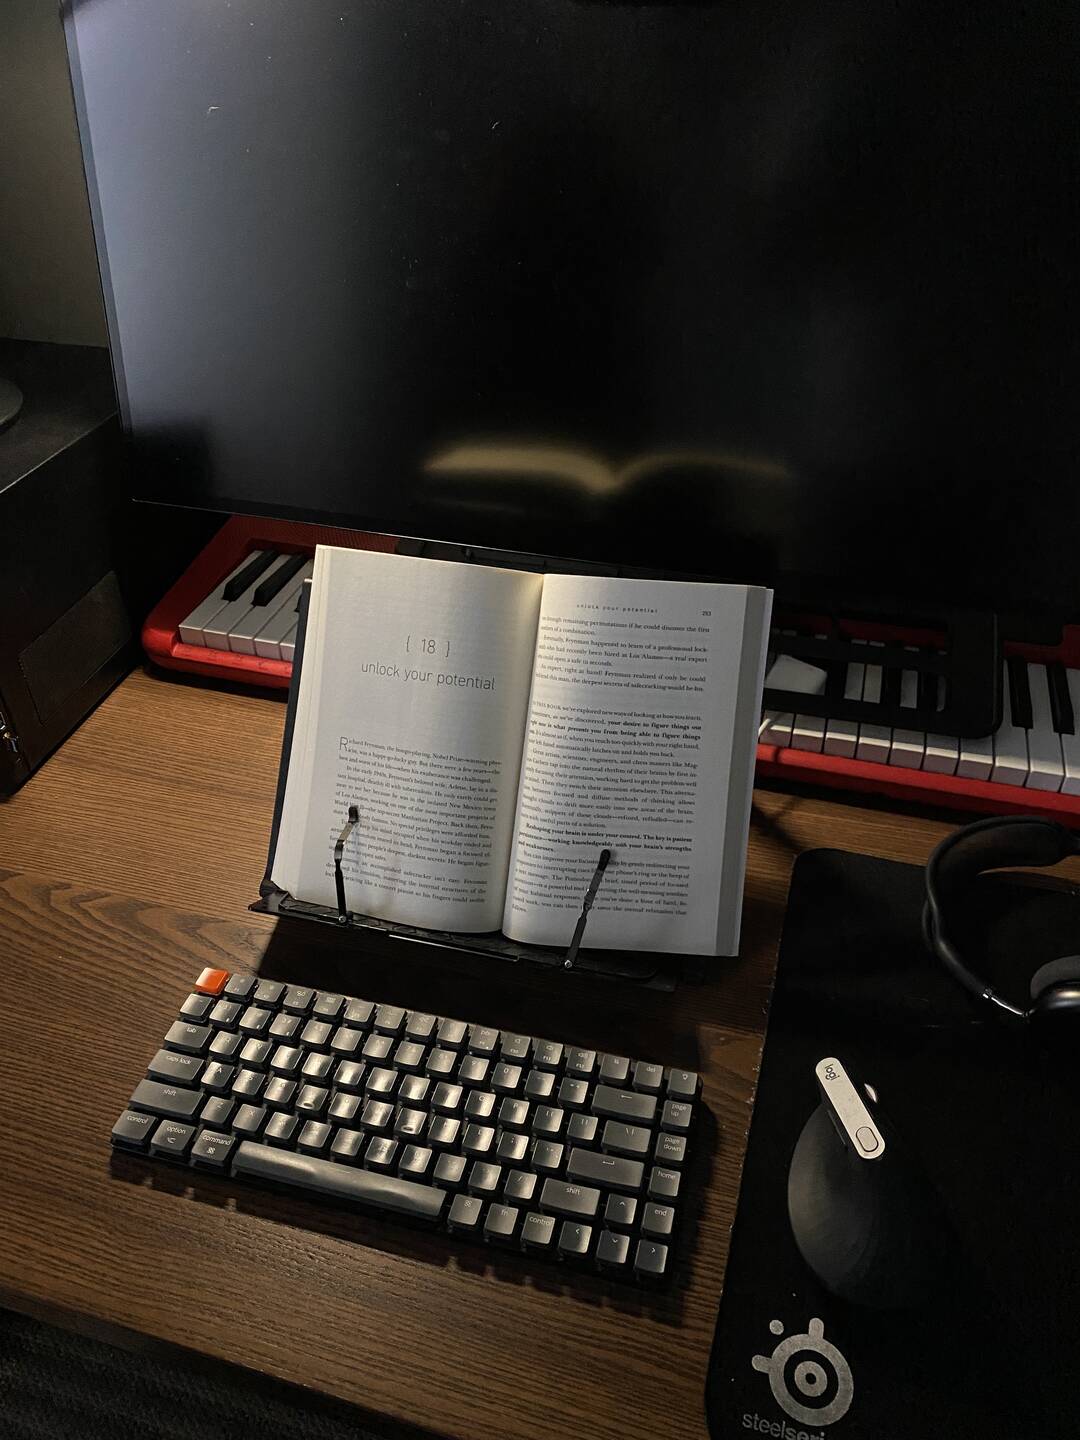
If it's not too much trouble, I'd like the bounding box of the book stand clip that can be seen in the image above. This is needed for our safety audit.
[333,803,611,971]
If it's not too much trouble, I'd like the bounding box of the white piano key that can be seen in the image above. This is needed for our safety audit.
[229,559,313,654]
[790,712,826,752]
[279,620,299,662]
[956,730,993,780]
[178,550,272,646]
[764,654,829,695]
[1025,663,1065,792]
[1062,669,1080,795]
[923,672,959,776]
[253,592,307,659]
[853,640,892,764]
[991,664,1030,786]
[201,554,295,650]
[889,659,925,769]
[759,712,794,746]
[823,661,864,758]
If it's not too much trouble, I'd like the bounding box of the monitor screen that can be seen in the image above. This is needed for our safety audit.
[64,0,1078,615]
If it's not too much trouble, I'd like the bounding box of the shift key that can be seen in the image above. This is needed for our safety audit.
[566,1146,644,1194]
[128,1078,203,1121]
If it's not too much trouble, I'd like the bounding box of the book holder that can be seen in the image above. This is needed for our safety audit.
[251,580,702,991]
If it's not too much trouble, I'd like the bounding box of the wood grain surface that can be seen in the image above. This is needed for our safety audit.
[0,665,1004,1440]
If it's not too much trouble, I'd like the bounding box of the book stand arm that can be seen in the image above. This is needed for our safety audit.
[332,804,611,965]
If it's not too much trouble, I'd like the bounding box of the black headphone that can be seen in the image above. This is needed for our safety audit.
[923,814,1080,1025]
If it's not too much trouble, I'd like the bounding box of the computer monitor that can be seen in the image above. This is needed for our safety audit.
[64,0,1077,618]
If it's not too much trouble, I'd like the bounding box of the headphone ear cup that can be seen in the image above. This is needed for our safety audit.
[1030,956,1080,1002]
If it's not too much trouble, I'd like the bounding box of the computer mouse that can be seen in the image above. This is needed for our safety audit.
[787,1057,950,1309]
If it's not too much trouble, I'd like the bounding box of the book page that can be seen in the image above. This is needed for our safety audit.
[502,573,770,955]
[271,547,543,931]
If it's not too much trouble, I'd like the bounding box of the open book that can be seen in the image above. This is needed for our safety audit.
[270,547,771,956]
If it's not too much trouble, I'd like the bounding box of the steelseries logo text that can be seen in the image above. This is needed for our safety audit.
[742,1414,825,1439]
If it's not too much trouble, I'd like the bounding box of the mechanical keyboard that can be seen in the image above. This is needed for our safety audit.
[111,968,700,1284]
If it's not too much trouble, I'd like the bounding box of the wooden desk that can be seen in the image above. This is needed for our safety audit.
[0,667,964,1440]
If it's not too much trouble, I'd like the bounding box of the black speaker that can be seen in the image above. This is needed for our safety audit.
[0,339,213,794]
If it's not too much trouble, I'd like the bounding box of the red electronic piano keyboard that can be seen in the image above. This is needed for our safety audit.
[144,518,1080,826]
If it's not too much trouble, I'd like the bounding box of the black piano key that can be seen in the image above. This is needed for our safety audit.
[221,549,279,601]
[251,552,307,606]
[1048,662,1075,736]
[916,661,936,715]
[882,662,902,712]
[1006,656,1034,730]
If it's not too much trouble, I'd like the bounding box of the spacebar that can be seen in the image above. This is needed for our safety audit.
[232,1142,446,1221]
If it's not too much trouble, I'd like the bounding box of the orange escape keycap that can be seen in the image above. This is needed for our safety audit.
[194,967,230,995]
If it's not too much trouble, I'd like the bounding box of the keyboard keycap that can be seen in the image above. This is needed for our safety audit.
[209,1000,243,1030]
[399,1144,433,1180]
[662,1101,693,1133]
[504,1170,537,1205]
[405,1011,438,1041]
[238,1007,272,1037]
[521,1212,556,1252]
[432,1082,464,1114]
[632,1061,664,1093]
[565,1048,596,1079]
[179,993,213,1022]
[376,1005,406,1036]
[655,1132,687,1166]
[190,1129,237,1171]
[540,1178,600,1220]
[433,1154,467,1189]
[232,1104,267,1138]
[365,1137,399,1172]
[483,1202,519,1244]
[641,1202,675,1239]
[665,1069,699,1101]
[283,985,316,1015]
[448,1193,483,1233]
[648,1166,682,1201]
[464,1091,496,1122]
[201,1096,235,1128]
[200,1061,234,1095]
[605,1193,637,1229]
[268,1012,301,1041]
[147,1048,204,1086]
[254,979,285,1007]
[634,1239,669,1281]
[194,967,230,996]
[301,1020,332,1051]
[598,1055,630,1085]
[232,1142,445,1221]
[499,1098,530,1130]
[262,1077,297,1111]
[330,1127,365,1162]
[596,1229,631,1272]
[164,1021,211,1056]
[557,1221,593,1260]
[532,1040,563,1070]
[264,1112,299,1146]
[111,1109,157,1151]
[397,1074,430,1107]
[437,1018,468,1049]
[334,1061,367,1093]
[297,1120,332,1155]
[312,992,345,1021]
[567,1147,643,1194]
[501,1033,532,1063]
[129,1079,202,1121]
[592,1085,657,1125]
[150,1120,196,1160]
[467,1161,502,1196]
[468,1025,500,1056]
[601,1121,652,1158]
[231,1069,265,1100]
[223,975,256,1001]
[496,1131,529,1165]
[567,1113,599,1147]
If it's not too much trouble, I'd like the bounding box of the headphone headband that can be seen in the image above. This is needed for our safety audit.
[923,815,1080,1022]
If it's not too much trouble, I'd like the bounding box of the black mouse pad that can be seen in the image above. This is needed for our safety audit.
[706,847,1080,1440]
